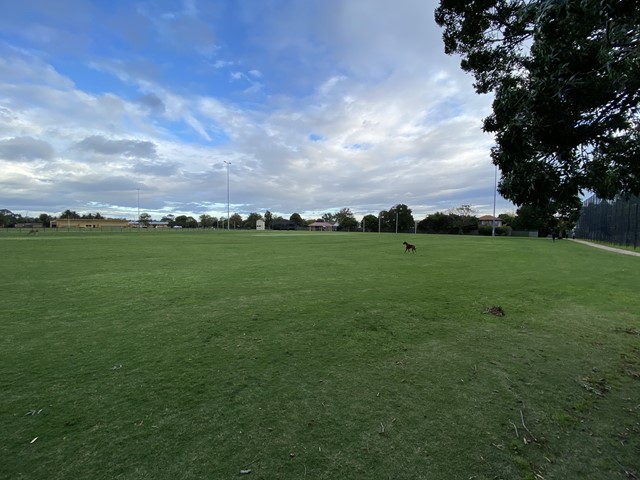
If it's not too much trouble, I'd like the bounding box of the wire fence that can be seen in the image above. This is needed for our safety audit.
[575,194,640,249]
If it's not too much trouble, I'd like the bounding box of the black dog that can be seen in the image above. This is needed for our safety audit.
[403,241,416,253]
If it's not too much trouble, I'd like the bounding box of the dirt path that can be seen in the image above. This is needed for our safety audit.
[571,239,640,257]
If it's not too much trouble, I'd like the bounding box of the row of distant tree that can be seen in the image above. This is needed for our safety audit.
[1,203,576,236]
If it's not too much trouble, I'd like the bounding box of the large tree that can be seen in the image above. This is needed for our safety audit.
[0,209,19,227]
[289,212,305,227]
[334,208,358,231]
[448,204,479,234]
[139,212,152,226]
[174,215,198,228]
[38,213,52,227]
[321,212,337,223]
[161,215,176,227]
[60,209,81,219]
[362,214,379,232]
[383,204,415,232]
[418,212,454,234]
[435,0,640,210]
[199,214,215,228]
[245,212,263,229]
[229,213,243,228]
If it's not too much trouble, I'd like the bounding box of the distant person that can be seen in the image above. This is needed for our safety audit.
[552,232,557,242]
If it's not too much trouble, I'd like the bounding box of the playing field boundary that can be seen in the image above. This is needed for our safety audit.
[571,238,640,256]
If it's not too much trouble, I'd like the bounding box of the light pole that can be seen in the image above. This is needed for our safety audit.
[492,164,497,237]
[223,161,231,230]
[137,189,140,231]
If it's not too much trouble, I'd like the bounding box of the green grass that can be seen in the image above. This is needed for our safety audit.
[1,230,639,479]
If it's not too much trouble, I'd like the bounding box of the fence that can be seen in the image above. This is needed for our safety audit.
[575,194,640,249]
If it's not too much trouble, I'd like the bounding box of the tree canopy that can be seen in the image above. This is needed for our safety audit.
[435,0,640,210]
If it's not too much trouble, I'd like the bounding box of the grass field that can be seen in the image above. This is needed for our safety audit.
[1,229,639,480]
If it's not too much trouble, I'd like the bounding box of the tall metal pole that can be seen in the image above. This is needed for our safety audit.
[492,164,497,237]
[378,213,381,233]
[395,212,399,234]
[635,202,638,250]
[137,189,140,231]
[223,161,231,230]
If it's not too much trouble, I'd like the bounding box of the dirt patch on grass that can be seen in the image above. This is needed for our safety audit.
[579,376,610,395]
[482,306,505,316]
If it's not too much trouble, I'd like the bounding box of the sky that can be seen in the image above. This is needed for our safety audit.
[0,0,514,222]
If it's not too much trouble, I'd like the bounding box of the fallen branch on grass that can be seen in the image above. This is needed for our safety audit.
[510,421,519,438]
[520,401,537,442]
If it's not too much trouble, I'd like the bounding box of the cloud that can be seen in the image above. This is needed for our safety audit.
[0,1,510,221]
[138,1,217,55]
[74,136,157,159]
[0,136,55,161]
[136,93,166,113]
[0,46,75,90]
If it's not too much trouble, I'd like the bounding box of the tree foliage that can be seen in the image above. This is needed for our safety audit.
[60,209,81,219]
[139,213,152,226]
[1,209,19,227]
[435,0,640,210]
[362,214,379,232]
[161,215,176,227]
[245,212,263,229]
[174,215,198,228]
[448,204,479,234]
[264,210,273,229]
[380,204,415,232]
[418,211,455,234]
[334,208,359,231]
[229,213,243,228]
[199,214,215,228]
[418,206,479,234]
[321,212,337,223]
[289,213,304,227]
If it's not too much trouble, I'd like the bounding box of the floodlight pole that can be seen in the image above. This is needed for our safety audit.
[492,164,497,237]
[137,189,140,232]
[223,161,231,230]
[395,212,399,234]
[378,213,381,233]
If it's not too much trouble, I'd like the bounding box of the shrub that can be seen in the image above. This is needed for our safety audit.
[478,225,511,236]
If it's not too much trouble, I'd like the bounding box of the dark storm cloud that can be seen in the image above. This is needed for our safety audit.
[74,136,157,158]
[0,136,55,161]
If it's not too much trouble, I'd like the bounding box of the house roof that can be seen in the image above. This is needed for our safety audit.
[478,215,500,221]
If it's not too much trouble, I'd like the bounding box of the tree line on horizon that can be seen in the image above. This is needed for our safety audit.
[1,204,575,236]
